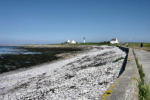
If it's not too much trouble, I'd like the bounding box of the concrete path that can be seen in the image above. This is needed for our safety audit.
[135,49,150,85]
[104,49,139,100]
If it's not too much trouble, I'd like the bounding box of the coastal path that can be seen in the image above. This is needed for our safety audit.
[135,49,150,85]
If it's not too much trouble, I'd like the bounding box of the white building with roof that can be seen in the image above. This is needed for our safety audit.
[66,40,77,44]
[71,40,76,44]
[66,40,71,43]
[110,38,119,44]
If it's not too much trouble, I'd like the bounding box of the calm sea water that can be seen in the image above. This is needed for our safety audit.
[0,46,40,55]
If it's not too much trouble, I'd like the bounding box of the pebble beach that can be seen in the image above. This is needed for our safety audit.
[0,46,126,100]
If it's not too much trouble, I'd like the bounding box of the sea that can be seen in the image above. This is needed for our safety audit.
[0,46,40,55]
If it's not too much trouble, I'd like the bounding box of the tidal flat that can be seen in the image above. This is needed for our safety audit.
[0,46,82,73]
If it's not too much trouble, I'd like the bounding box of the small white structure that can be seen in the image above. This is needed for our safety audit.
[110,38,119,44]
[83,37,86,43]
[66,40,71,43]
[83,40,85,43]
[66,40,77,44]
[71,40,76,44]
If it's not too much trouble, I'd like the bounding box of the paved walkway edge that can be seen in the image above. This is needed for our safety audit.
[100,48,140,100]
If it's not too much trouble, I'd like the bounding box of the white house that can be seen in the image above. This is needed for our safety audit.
[66,40,77,44]
[71,40,76,44]
[110,38,119,44]
[66,40,71,43]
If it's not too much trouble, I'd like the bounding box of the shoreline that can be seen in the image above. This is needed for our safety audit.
[0,46,127,100]
[0,46,89,77]
[0,45,84,74]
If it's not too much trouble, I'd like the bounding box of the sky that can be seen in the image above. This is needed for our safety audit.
[0,0,150,44]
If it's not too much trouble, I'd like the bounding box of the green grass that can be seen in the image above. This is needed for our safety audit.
[73,42,110,45]
[61,42,120,47]
[142,43,150,47]
[127,42,141,47]
[133,49,150,100]
[113,57,124,63]
[138,80,150,100]
[123,42,150,52]
[133,50,145,81]
[60,41,111,46]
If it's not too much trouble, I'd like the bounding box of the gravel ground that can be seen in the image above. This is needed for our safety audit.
[0,46,126,100]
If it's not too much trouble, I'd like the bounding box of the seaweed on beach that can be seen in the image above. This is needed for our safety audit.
[0,47,82,73]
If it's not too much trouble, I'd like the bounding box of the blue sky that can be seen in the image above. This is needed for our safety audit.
[0,0,150,44]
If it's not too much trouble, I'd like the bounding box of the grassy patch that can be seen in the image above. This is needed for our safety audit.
[132,49,150,100]
[62,42,110,46]
[78,42,110,45]
[113,57,124,63]
[123,42,150,52]
[138,80,150,100]
[133,50,145,80]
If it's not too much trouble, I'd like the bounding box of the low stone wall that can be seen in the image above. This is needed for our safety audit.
[100,48,139,100]
[117,46,129,77]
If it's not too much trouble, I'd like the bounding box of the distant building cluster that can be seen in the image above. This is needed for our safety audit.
[65,37,86,44]
[110,38,119,44]
[66,40,77,44]
[65,37,119,44]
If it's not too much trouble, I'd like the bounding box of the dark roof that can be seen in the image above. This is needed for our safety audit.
[111,38,117,41]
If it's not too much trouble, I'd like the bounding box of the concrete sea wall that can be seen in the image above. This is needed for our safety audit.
[100,48,140,100]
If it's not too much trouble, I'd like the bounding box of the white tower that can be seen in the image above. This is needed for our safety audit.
[83,37,86,43]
